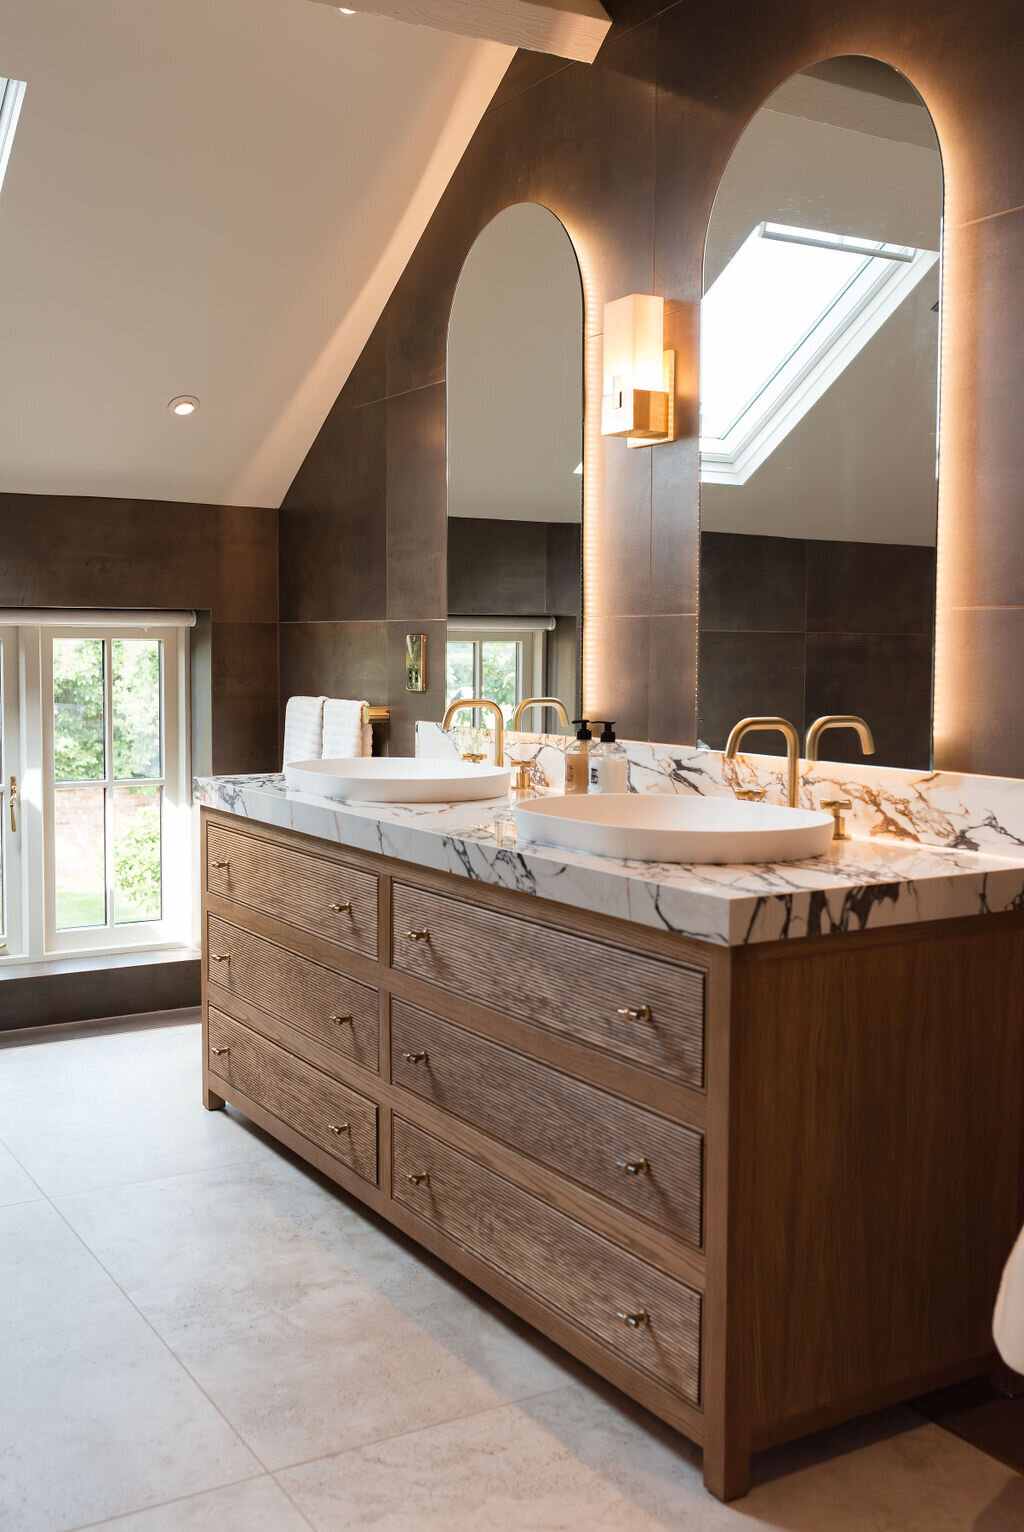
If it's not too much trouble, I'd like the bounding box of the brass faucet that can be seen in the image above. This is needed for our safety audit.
[442,698,505,766]
[805,715,876,764]
[724,717,801,808]
[510,697,570,732]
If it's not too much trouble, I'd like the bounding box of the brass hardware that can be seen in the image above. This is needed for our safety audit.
[510,760,533,796]
[403,1050,429,1064]
[822,799,853,842]
[735,787,766,803]
[511,698,571,732]
[406,1171,430,1186]
[330,900,353,913]
[616,1156,651,1176]
[405,634,426,693]
[360,705,391,726]
[8,775,17,833]
[210,859,230,870]
[405,928,430,942]
[616,1307,650,1328]
[805,715,876,764]
[328,1122,350,1136]
[210,953,231,964]
[616,1004,651,1023]
[724,717,801,808]
[461,752,486,764]
[442,698,504,768]
[210,1045,230,1057]
[330,1013,353,1026]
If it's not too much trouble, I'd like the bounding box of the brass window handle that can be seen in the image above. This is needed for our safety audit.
[330,900,352,914]
[615,1156,650,1176]
[210,953,231,964]
[328,1122,350,1136]
[210,1045,230,1057]
[8,776,17,834]
[210,859,230,870]
[403,1050,429,1064]
[616,1308,649,1328]
[330,1013,353,1026]
[405,928,430,942]
[406,1171,430,1186]
[616,1004,651,1023]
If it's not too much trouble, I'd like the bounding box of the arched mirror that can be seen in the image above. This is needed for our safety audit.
[698,57,942,767]
[446,203,584,734]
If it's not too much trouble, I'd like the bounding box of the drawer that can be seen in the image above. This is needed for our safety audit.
[207,821,378,958]
[393,1118,701,1405]
[207,914,379,1074]
[392,882,704,1087]
[207,1009,378,1183]
[391,1001,702,1247]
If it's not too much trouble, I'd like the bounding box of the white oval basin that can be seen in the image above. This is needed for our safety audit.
[513,794,835,864]
[285,757,511,804]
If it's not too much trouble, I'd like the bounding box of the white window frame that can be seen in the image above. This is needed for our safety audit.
[0,620,191,966]
[446,618,550,722]
[0,628,24,959]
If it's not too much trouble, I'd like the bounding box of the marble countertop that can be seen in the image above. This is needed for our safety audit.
[194,773,1024,947]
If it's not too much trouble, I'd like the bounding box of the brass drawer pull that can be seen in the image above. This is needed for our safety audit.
[406,1171,430,1186]
[328,1122,350,1136]
[616,1004,651,1023]
[405,928,430,942]
[330,900,353,914]
[330,1013,354,1026]
[210,859,230,870]
[616,1308,650,1328]
[210,953,231,965]
[402,1050,429,1064]
[210,1045,231,1057]
[616,1156,650,1176]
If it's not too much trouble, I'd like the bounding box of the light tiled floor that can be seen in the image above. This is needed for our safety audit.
[1,1017,1021,1532]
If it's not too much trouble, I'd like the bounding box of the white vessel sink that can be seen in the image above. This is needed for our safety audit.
[285,757,511,804]
[513,794,835,864]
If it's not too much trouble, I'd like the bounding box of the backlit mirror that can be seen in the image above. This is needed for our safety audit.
[446,203,583,735]
[698,57,942,767]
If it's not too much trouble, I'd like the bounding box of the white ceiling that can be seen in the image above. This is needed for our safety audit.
[0,0,512,506]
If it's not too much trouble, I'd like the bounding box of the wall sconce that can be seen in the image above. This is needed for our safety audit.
[600,294,675,447]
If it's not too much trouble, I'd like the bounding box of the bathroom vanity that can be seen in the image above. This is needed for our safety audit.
[196,773,1024,1500]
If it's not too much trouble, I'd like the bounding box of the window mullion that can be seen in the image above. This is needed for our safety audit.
[104,638,115,930]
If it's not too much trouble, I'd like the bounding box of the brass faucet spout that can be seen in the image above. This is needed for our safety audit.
[805,715,876,764]
[724,716,801,808]
[511,697,571,732]
[442,698,505,766]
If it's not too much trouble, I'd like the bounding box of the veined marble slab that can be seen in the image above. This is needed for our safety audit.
[417,723,1024,856]
[194,772,1024,948]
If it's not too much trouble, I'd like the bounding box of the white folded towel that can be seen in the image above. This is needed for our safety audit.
[323,698,372,759]
[283,695,327,767]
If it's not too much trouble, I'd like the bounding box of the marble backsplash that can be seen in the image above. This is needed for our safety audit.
[416,722,1024,857]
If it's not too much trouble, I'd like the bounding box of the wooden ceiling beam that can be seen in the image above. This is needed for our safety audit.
[309,0,611,65]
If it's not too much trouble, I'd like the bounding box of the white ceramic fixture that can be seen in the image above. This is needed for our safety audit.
[285,757,511,804]
[513,794,835,864]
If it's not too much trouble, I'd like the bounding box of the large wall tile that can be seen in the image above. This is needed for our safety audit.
[935,606,1024,778]
[387,619,448,756]
[280,620,388,712]
[697,630,805,754]
[387,387,447,621]
[805,632,933,769]
[806,541,936,638]
[649,614,697,745]
[700,533,806,633]
[584,615,650,740]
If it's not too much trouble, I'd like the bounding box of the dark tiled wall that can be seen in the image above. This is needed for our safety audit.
[698,533,936,767]
[280,0,1024,775]
[0,495,279,774]
[447,519,581,618]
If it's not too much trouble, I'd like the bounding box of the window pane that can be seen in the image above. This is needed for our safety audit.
[114,784,162,924]
[55,785,106,929]
[480,641,519,723]
[446,641,475,709]
[53,638,105,782]
[0,640,5,940]
[113,639,162,780]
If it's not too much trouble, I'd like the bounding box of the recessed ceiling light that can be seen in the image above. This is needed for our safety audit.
[337,7,355,12]
[168,395,199,416]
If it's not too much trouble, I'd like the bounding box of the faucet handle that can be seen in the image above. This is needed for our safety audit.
[461,752,486,764]
[735,786,766,802]
[509,759,533,796]
[821,799,852,842]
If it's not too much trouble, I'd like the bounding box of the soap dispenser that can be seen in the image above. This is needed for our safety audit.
[564,720,592,795]
[589,722,628,794]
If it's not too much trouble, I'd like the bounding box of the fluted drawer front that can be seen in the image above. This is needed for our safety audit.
[392,882,704,1087]
[391,1001,703,1248]
[393,1118,701,1405]
[207,822,378,957]
[207,1010,378,1183]
[207,914,378,1074]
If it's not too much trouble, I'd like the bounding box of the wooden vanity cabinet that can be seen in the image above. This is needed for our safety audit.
[201,807,1024,1500]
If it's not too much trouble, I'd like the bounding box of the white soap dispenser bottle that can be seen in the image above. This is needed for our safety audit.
[589,722,628,794]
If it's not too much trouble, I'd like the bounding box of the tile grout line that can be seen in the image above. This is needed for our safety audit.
[63,1472,274,1532]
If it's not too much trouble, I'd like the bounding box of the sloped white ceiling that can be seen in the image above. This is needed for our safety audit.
[0,0,512,506]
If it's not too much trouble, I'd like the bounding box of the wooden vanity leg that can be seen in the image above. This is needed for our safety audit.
[203,1081,225,1111]
[990,1359,1024,1398]
[703,1424,751,1502]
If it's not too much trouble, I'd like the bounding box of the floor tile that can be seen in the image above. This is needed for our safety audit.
[278,1384,1022,1532]
[0,1200,258,1532]
[0,1025,268,1196]
[0,1138,41,1206]
[57,1152,572,1471]
[72,1476,312,1531]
